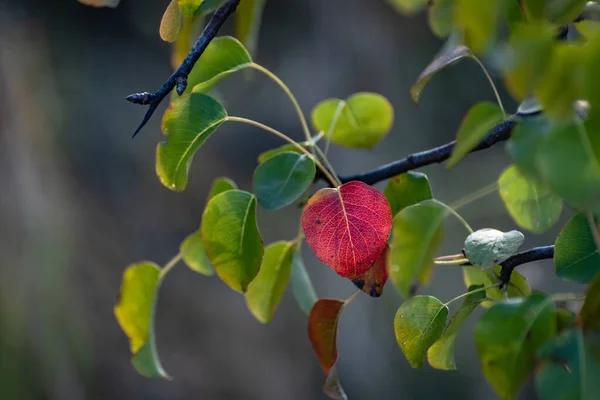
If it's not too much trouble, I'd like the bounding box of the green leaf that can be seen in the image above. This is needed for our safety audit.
[501,22,555,101]
[187,36,252,94]
[447,102,504,168]
[257,133,323,164]
[246,241,295,323]
[199,0,228,14]
[201,190,264,292]
[253,152,316,210]
[464,228,525,269]
[160,0,184,43]
[546,0,589,25]
[389,200,445,298]
[157,93,227,191]
[180,230,213,276]
[428,0,454,38]
[498,165,563,233]
[584,30,600,111]
[77,0,120,7]
[290,252,318,315]
[463,265,531,308]
[178,0,202,16]
[554,213,600,283]
[428,285,486,370]
[536,119,600,214]
[506,114,552,178]
[475,293,556,399]
[207,177,238,200]
[411,44,473,104]
[114,262,170,378]
[455,0,502,54]
[386,0,429,15]
[394,296,449,368]
[311,92,394,148]
[580,271,600,330]
[383,171,433,217]
[536,330,600,400]
[235,0,266,56]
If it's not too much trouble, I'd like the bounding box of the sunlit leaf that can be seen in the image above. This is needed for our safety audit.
[554,213,600,283]
[447,102,504,168]
[311,93,394,148]
[389,200,445,298]
[580,271,600,331]
[351,245,389,297]
[290,252,318,315]
[246,241,294,323]
[463,228,525,269]
[114,262,170,378]
[208,176,238,200]
[180,230,213,275]
[187,36,252,94]
[202,190,264,292]
[302,181,392,278]
[157,93,227,191]
[411,45,473,104]
[501,22,555,101]
[308,299,345,373]
[253,152,316,210]
[428,285,485,370]
[160,0,184,43]
[463,265,531,307]
[384,172,433,217]
[386,0,429,15]
[77,0,120,7]
[394,295,448,368]
[428,0,454,38]
[506,114,552,178]
[178,0,203,16]
[235,0,266,56]
[536,119,600,214]
[475,293,556,399]
[498,165,563,233]
[455,0,502,54]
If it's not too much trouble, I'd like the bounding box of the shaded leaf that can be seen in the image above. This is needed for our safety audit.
[463,265,531,307]
[351,245,390,298]
[246,241,295,323]
[291,252,318,315]
[580,271,600,331]
[180,230,213,275]
[448,102,504,168]
[187,36,252,94]
[547,0,588,25]
[202,190,264,292]
[208,177,238,200]
[475,293,556,399]
[455,0,502,53]
[302,181,392,278]
[386,0,429,15]
[308,299,345,373]
[199,0,228,14]
[555,213,600,283]
[498,165,563,233]
[463,228,525,269]
[411,45,473,104]
[311,93,394,148]
[157,93,227,191]
[394,295,448,368]
[506,113,552,178]
[77,0,119,7]
[389,200,444,298]
[428,0,454,38]
[160,0,184,43]
[383,171,433,217]
[584,30,600,112]
[428,285,486,370]
[235,0,266,56]
[253,152,316,210]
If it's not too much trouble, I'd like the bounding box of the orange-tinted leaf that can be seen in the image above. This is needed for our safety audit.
[302,181,392,278]
[351,245,389,297]
[308,299,345,374]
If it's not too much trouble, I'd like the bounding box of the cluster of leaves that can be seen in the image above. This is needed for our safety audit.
[80,0,600,398]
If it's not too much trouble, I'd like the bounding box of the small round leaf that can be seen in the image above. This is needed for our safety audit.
[160,0,184,43]
[383,171,433,217]
[464,228,525,269]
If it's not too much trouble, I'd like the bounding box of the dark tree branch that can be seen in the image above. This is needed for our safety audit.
[126,0,241,137]
[499,245,555,287]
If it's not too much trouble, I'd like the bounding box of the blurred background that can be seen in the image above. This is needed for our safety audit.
[0,0,585,399]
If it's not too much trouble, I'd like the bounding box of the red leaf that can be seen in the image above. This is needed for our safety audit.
[302,181,392,277]
[308,299,345,374]
[351,244,389,297]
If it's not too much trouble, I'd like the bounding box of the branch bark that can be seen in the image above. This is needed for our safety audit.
[126,0,241,137]
[499,245,555,287]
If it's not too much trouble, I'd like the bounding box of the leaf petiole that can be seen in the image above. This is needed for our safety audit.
[443,283,501,307]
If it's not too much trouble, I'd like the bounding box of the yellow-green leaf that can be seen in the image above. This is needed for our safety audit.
[386,0,429,15]
[463,265,531,307]
[160,0,184,43]
[454,0,502,54]
[235,0,266,56]
[180,230,213,276]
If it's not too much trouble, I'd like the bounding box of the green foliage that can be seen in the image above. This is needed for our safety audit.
[463,266,531,307]
[506,114,552,177]
[454,0,502,54]
[290,253,318,315]
[475,293,556,399]
[521,0,588,25]
[386,0,429,15]
[207,176,238,200]
[428,0,453,38]
[448,102,504,168]
[257,133,322,163]
[253,152,316,210]
[498,165,563,233]
[235,0,266,56]
[180,231,213,275]
[383,171,433,217]
[178,0,203,16]
[311,93,394,148]
[160,0,184,43]
[201,190,264,292]
[246,241,295,323]
[580,272,600,330]
[554,213,600,283]
[463,228,524,269]
[394,295,448,368]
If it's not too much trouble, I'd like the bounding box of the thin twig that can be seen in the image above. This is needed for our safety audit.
[126,0,241,137]
[499,245,555,287]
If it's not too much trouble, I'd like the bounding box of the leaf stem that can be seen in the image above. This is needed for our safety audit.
[472,55,506,117]
[312,140,341,182]
[159,253,183,280]
[345,290,361,305]
[323,101,346,156]
[443,283,501,307]
[226,116,341,186]
[431,199,473,233]
[450,181,499,211]
[434,259,470,265]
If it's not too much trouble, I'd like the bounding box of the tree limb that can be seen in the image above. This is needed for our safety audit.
[499,245,555,287]
[126,0,241,137]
